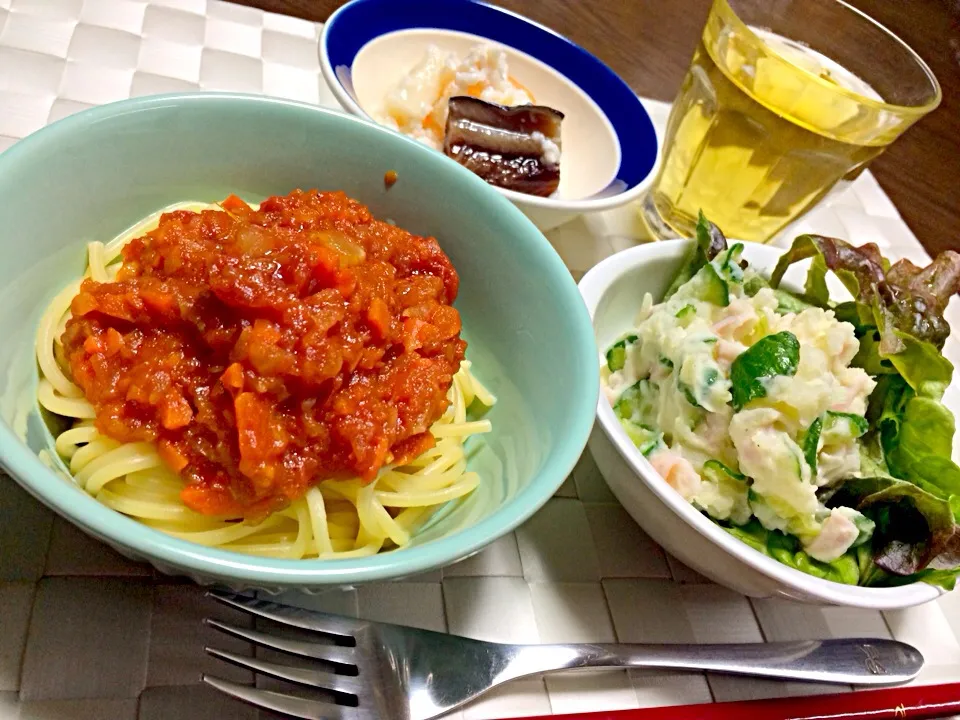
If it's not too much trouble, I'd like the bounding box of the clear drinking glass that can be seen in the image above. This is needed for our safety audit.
[640,0,941,243]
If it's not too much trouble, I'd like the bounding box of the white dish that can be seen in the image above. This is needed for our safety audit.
[351,30,621,207]
[318,0,659,232]
[578,239,945,609]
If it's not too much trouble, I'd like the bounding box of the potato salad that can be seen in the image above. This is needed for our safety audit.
[603,215,960,590]
[603,243,876,564]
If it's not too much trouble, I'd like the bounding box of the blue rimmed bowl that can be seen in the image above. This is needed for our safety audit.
[319,0,659,231]
[0,92,600,590]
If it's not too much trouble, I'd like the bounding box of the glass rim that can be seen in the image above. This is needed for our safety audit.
[720,0,943,118]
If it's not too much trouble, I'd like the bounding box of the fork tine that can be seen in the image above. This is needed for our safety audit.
[207,591,362,639]
[202,675,360,719]
[205,618,357,666]
[205,646,362,696]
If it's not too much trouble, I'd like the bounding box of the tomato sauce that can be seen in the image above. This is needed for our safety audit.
[62,190,466,519]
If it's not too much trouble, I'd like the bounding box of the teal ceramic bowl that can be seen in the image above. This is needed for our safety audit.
[0,93,599,590]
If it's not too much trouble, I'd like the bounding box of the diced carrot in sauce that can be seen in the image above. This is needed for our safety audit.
[159,391,193,430]
[141,289,177,318]
[366,297,391,340]
[104,328,124,356]
[60,190,465,518]
[390,432,435,467]
[234,391,286,470]
[158,439,189,473]
[180,483,243,517]
[71,291,98,317]
[309,244,342,288]
[401,317,426,354]
[335,268,357,299]
[220,194,249,212]
[220,362,244,392]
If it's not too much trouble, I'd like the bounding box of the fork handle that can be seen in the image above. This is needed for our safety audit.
[506,638,922,686]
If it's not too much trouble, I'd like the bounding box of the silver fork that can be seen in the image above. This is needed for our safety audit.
[202,590,923,720]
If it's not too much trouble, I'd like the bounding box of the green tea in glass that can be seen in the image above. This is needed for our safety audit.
[641,0,941,242]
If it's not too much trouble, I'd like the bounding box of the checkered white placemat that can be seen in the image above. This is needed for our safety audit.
[0,1,958,719]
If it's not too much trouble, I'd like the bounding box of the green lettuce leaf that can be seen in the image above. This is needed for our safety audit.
[856,328,953,402]
[826,476,958,576]
[859,434,893,479]
[875,567,960,591]
[663,212,728,300]
[886,331,954,400]
[804,252,830,306]
[803,413,869,478]
[834,300,875,330]
[770,234,960,352]
[876,377,960,504]
[729,331,800,411]
[801,416,823,475]
[770,234,885,307]
[723,520,859,585]
[852,328,898,377]
[742,272,816,315]
[773,289,816,315]
[770,234,960,579]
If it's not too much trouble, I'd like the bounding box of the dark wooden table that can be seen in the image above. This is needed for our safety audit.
[238,0,960,257]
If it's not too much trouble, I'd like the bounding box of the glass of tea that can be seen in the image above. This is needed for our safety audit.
[640,0,941,243]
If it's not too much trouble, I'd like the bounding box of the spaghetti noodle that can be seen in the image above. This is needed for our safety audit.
[36,198,495,559]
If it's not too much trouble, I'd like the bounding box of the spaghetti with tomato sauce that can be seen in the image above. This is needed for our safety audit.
[36,190,495,558]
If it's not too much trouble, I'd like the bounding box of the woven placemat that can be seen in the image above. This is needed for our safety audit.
[0,1,957,718]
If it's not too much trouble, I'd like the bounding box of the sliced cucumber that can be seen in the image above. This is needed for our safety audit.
[614,379,655,423]
[675,304,696,325]
[850,512,876,548]
[683,263,729,307]
[773,289,814,315]
[703,459,747,482]
[715,243,745,284]
[694,366,719,408]
[703,366,719,389]
[679,381,700,409]
[700,459,751,525]
[679,362,720,410]
[605,334,638,372]
[823,411,869,439]
[619,419,663,456]
[789,439,805,482]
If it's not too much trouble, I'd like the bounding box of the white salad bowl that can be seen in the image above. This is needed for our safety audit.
[578,239,945,609]
[319,0,659,232]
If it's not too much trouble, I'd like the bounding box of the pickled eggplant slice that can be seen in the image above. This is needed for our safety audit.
[443,96,564,197]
